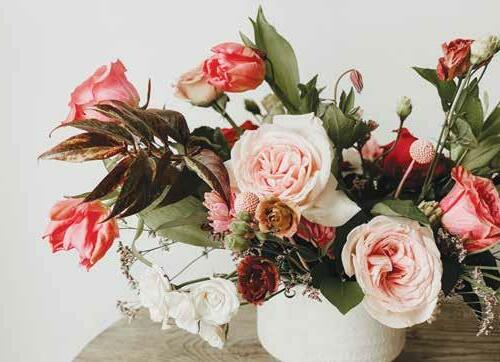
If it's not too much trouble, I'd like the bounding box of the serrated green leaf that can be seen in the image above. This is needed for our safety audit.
[371,199,429,225]
[322,104,370,150]
[413,67,457,111]
[320,278,364,315]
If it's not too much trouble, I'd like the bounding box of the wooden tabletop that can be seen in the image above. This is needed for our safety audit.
[76,302,500,361]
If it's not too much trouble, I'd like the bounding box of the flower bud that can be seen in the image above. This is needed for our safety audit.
[229,220,253,236]
[225,234,250,252]
[470,35,500,65]
[236,211,253,223]
[396,96,412,122]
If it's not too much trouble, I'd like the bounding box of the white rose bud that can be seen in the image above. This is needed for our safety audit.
[189,278,240,325]
[396,96,412,122]
[470,35,500,65]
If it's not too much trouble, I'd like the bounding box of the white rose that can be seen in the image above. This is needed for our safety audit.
[199,322,227,349]
[165,291,198,334]
[138,265,171,326]
[226,113,360,227]
[189,278,240,325]
[470,35,500,65]
[174,64,220,106]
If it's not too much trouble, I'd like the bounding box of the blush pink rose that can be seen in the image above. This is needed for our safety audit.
[203,42,266,93]
[440,166,500,253]
[43,198,119,269]
[342,215,442,328]
[225,113,360,227]
[361,136,383,161]
[174,64,221,106]
[64,60,140,124]
[203,191,235,233]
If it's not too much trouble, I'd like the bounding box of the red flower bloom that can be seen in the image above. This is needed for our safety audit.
[221,120,258,147]
[296,218,336,257]
[381,128,447,188]
[437,39,473,81]
[237,256,280,305]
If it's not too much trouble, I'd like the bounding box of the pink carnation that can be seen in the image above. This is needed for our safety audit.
[203,191,235,233]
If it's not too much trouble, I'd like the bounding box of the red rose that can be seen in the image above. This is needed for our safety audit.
[203,42,266,93]
[440,167,500,253]
[237,256,280,305]
[221,120,258,147]
[437,39,473,81]
[381,128,447,188]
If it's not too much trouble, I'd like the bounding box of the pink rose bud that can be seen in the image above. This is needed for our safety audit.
[440,167,500,253]
[64,60,140,124]
[203,42,266,93]
[174,64,221,106]
[43,198,119,269]
[349,70,363,93]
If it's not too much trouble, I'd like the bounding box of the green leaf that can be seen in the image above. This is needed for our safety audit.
[480,104,500,141]
[248,7,301,113]
[141,196,217,248]
[459,85,483,137]
[322,104,370,150]
[38,133,125,162]
[184,149,231,205]
[339,88,355,114]
[133,217,145,242]
[189,126,231,161]
[413,67,457,111]
[261,93,286,123]
[462,136,500,171]
[320,278,364,315]
[298,75,320,114]
[244,99,261,115]
[450,118,478,149]
[371,199,429,225]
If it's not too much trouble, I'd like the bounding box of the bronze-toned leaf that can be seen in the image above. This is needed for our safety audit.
[184,148,231,205]
[96,103,154,143]
[105,151,153,220]
[39,133,125,162]
[145,109,190,144]
[56,119,135,144]
[159,166,201,207]
[83,156,133,203]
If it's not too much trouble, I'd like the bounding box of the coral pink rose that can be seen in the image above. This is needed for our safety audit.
[43,198,119,269]
[174,64,221,106]
[440,166,500,253]
[225,113,360,227]
[342,215,442,328]
[64,60,140,124]
[203,42,266,93]
[203,191,235,233]
[296,218,336,256]
[436,39,473,81]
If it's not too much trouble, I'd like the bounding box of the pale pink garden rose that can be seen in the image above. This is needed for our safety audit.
[342,215,442,328]
[203,42,266,93]
[203,191,235,233]
[225,113,360,227]
[64,60,139,123]
[440,166,500,253]
[43,198,119,269]
[174,64,221,106]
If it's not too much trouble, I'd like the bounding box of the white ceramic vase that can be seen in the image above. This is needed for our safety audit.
[257,287,406,362]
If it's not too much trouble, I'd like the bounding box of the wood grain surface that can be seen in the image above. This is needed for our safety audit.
[76,301,500,361]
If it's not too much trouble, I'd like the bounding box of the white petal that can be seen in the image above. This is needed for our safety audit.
[199,322,226,349]
[166,292,198,334]
[302,177,360,227]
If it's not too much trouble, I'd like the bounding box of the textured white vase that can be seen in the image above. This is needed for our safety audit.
[257,287,406,362]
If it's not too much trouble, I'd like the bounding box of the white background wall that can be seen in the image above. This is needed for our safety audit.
[1,0,499,361]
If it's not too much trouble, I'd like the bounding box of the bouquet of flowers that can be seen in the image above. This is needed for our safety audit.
[41,8,500,348]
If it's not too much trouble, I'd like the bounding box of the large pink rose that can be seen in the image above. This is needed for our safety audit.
[342,215,442,328]
[440,166,500,253]
[174,64,221,106]
[64,60,139,124]
[225,113,360,227]
[43,198,119,269]
[203,42,266,93]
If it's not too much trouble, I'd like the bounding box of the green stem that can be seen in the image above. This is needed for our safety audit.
[241,288,286,307]
[212,102,242,135]
[466,266,500,271]
[374,119,405,163]
[333,68,354,103]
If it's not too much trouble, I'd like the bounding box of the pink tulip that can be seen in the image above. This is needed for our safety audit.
[43,198,119,269]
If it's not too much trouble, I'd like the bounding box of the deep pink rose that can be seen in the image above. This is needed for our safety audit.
[436,39,473,81]
[43,198,119,269]
[174,64,221,106]
[203,42,266,92]
[64,60,139,124]
[296,218,336,256]
[342,216,442,328]
[440,166,500,253]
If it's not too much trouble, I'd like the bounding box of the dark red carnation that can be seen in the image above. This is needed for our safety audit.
[381,128,447,188]
[437,39,473,81]
[237,256,280,305]
[221,120,258,147]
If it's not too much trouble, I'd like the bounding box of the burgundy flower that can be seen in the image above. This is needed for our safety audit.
[436,39,473,81]
[237,256,280,305]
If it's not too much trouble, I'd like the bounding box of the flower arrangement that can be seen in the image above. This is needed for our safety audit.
[41,8,500,348]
